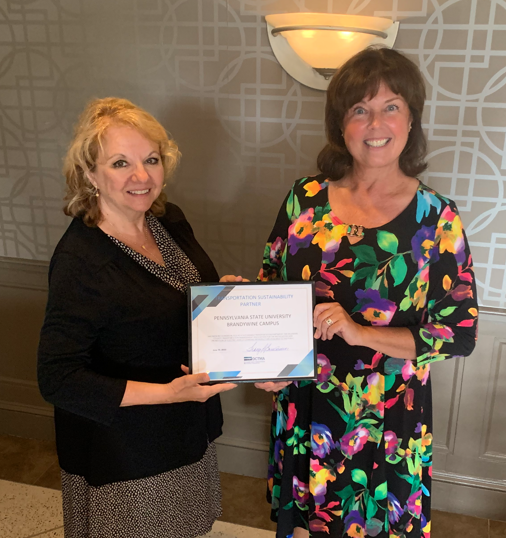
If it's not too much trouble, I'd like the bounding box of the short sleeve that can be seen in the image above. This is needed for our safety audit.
[408,202,478,366]
[37,253,127,425]
[257,190,292,282]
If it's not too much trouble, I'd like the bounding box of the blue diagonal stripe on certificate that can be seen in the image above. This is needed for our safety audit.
[282,350,314,378]
[191,285,235,320]
[208,286,234,307]
[276,364,298,377]
[191,294,207,311]
[208,371,242,380]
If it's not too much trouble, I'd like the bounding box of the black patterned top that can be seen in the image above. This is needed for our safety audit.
[108,214,200,293]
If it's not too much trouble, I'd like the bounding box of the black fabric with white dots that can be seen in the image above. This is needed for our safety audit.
[61,443,222,538]
[108,214,201,293]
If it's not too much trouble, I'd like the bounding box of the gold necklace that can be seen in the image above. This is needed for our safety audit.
[141,220,151,252]
[107,218,151,252]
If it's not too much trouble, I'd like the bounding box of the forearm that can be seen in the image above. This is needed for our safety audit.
[121,373,235,407]
[120,380,171,407]
[358,326,416,361]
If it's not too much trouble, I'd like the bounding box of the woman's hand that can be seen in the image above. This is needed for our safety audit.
[165,366,237,403]
[314,302,365,346]
[254,381,292,392]
[219,275,250,283]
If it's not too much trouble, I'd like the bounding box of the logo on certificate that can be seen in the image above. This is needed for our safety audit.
[244,356,266,364]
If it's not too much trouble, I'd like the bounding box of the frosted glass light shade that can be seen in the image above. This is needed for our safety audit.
[265,13,399,91]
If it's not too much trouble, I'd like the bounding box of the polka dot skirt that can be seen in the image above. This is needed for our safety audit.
[61,443,222,538]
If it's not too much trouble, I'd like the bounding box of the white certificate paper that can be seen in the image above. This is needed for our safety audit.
[189,282,316,382]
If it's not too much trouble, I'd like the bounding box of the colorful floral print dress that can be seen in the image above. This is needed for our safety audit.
[258,174,478,538]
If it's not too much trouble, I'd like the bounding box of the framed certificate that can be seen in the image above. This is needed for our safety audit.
[188,281,316,383]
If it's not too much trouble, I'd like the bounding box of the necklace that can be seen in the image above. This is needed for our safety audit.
[141,220,151,252]
[106,218,152,252]
[346,224,365,237]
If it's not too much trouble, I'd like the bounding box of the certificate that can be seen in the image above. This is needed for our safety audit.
[188,282,316,382]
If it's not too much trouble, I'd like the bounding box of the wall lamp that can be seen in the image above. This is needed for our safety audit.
[265,13,400,91]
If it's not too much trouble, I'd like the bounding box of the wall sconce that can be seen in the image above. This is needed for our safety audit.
[265,13,399,91]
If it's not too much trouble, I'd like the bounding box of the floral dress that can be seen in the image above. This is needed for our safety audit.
[258,174,478,538]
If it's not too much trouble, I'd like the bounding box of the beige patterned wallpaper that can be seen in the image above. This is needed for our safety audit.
[0,0,505,307]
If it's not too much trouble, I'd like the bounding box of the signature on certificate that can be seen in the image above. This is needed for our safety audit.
[245,342,289,353]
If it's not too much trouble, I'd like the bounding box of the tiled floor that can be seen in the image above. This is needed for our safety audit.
[1,433,505,537]
[0,479,276,538]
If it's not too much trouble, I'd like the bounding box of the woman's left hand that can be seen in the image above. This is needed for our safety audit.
[219,275,250,283]
[314,302,365,346]
[254,381,292,392]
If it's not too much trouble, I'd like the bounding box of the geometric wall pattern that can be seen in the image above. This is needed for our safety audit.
[0,0,505,307]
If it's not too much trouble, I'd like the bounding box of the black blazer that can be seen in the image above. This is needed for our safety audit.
[38,203,223,486]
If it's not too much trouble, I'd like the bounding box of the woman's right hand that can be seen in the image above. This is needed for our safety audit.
[165,366,237,403]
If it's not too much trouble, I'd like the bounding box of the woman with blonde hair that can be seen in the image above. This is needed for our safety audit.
[38,97,238,538]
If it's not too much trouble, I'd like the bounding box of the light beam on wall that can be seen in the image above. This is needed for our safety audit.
[265,13,400,91]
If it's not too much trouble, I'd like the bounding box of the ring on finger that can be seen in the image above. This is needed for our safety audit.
[326,318,334,326]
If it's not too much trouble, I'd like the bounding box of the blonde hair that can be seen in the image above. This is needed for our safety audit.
[63,97,181,227]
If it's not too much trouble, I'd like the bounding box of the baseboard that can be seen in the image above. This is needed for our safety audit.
[0,376,52,409]
[215,437,269,479]
[2,403,506,520]
[0,405,55,441]
[432,470,506,493]
[432,475,506,521]
[0,256,49,291]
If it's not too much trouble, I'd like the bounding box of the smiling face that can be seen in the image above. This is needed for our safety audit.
[342,82,412,177]
[88,124,164,222]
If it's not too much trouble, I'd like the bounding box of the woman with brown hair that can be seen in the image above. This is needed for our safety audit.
[38,97,239,538]
[257,48,478,538]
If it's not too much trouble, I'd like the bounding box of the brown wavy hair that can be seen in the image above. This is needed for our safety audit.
[63,97,181,227]
[317,47,427,181]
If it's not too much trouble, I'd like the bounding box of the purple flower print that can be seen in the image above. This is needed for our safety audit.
[425,322,455,342]
[355,289,397,326]
[288,209,314,255]
[311,422,336,458]
[384,431,399,456]
[406,490,422,517]
[269,236,285,266]
[411,225,437,269]
[340,425,369,458]
[387,492,404,524]
[292,476,309,506]
[316,354,336,390]
[274,439,284,473]
[344,510,366,537]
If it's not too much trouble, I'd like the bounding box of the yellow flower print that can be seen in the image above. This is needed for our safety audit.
[303,180,323,197]
[436,205,465,264]
[443,274,452,291]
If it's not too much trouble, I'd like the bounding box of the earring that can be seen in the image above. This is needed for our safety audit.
[93,185,99,198]
[163,183,167,188]
[409,124,412,132]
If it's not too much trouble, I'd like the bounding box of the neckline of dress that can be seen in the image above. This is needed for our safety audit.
[106,215,167,269]
[325,178,424,232]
